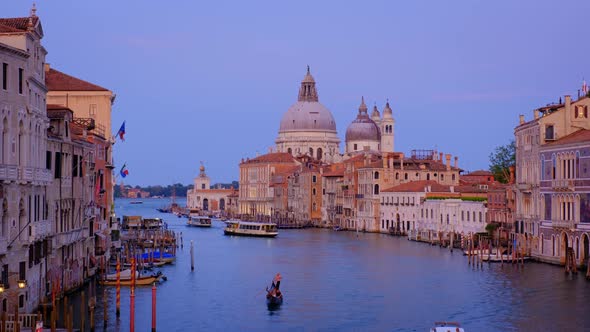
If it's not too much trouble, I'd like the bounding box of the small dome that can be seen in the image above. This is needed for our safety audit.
[345,97,381,142]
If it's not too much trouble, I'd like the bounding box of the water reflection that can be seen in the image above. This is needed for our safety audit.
[54,199,590,331]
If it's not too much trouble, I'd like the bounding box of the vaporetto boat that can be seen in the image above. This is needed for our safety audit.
[187,215,212,227]
[223,220,278,237]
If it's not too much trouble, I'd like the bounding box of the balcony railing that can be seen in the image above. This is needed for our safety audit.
[552,219,575,229]
[0,165,52,184]
[551,179,575,191]
[0,164,18,181]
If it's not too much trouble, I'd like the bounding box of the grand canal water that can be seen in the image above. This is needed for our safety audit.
[68,198,590,331]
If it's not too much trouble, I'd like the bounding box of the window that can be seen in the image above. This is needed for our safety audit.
[461,211,464,221]
[72,155,78,177]
[201,184,205,189]
[404,173,408,180]
[312,175,317,183]
[54,152,62,179]
[2,63,7,90]
[46,151,51,170]
[354,144,357,151]
[1,264,8,289]
[65,121,69,137]
[19,261,25,280]
[374,172,379,180]
[374,184,379,195]
[312,188,316,196]
[18,68,23,94]
[545,125,555,140]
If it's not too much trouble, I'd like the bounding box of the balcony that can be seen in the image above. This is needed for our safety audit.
[30,220,51,241]
[551,179,575,191]
[52,227,88,248]
[0,164,18,182]
[552,219,575,229]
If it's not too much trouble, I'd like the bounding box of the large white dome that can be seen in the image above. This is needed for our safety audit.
[279,101,337,132]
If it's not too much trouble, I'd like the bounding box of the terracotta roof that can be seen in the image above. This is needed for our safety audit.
[47,104,70,111]
[0,17,38,31]
[464,170,493,176]
[382,180,452,193]
[544,129,590,147]
[241,152,296,164]
[322,169,344,177]
[0,23,22,33]
[45,68,109,91]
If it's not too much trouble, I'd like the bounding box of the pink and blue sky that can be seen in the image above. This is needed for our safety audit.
[4,0,590,185]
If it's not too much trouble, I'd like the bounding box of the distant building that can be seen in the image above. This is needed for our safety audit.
[187,164,237,216]
[238,153,299,220]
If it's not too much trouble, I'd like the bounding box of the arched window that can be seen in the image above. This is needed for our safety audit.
[576,151,580,179]
[316,148,323,160]
[309,147,313,157]
[395,172,399,180]
[479,212,482,222]
[446,214,449,224]
[552,154,556,179]
[374,184,379,195]
[404,173,408,180]
[426,173,430,180]
[287,147,292,154]
[374,172,379,180]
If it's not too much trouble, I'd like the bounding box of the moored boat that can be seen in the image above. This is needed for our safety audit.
[130,201,143,204]
[100,270,165,286]
[224,220,278,237]
[430,321,465,332]
[187,215,212,227]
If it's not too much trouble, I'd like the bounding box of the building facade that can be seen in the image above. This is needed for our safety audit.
[186,164,237,216]
[0,10,54,313]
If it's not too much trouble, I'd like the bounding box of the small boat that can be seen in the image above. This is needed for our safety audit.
[333,226,343,231]
[187,216,212,227]
[140,251,175,264]
[130,201,143,204]
[224,220,278,237]
[430,321,465,332]
[100,271,165,286]
[481,254,531,263]
[266,273,283,308]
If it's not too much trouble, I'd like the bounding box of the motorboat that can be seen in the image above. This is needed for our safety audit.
[101,270,165,286]
[430,321,465,332]
[224,220,278,237]
[187,215,212,227]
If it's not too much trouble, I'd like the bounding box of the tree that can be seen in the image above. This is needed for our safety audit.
[489,140,515,184]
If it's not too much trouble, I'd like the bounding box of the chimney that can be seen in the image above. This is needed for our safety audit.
[445,154,451,170]
[400,153,404,170]
[454,156,458,168]
[534,110,539,120]
[509,166,515,184]
[565,95,572,135]
[439,152,443,161]
[519,115,525,124]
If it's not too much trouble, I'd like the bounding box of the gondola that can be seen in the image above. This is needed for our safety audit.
[266,273,283,308]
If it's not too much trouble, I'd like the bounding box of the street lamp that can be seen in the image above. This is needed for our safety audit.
[0,283,4,294]
[17,280,26,289]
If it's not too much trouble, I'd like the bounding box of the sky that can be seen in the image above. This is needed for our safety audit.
[4,1,590,186]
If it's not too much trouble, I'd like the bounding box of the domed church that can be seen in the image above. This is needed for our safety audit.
[275,67,341,163]
[345,97,395,155]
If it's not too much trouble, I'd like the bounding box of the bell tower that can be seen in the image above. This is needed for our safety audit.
[194,162,211,190]
[380,101,395,152]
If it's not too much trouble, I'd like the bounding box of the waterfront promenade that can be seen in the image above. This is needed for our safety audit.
[71,198,590,331]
